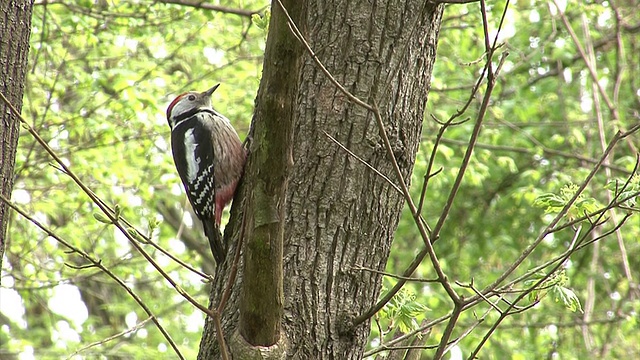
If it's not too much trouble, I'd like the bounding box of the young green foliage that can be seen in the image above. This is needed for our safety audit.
[525,270,583,313]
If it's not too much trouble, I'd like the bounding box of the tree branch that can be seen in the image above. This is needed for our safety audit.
[155,0,263,17]
[0,194,184,360]
[235,0,304,350]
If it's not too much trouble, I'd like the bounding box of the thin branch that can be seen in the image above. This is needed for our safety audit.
[67,318,153,359]
[487,315,630,330]
[0,90,220,319]
[156,0,263,17]
[0,194,184,360]
[417,115,464,220]
[324,132,403,195]
[494,209,633,298]
[550,191,639,233]
[273,0,373,111]
[439,138,631,174]
[456,280,504,314]
[35,0,264,18]
[432,1,510,357]
[373,101,461,297]
[443,304,492,355]
[477,123,640,297]
[351,265,440,283]
[574,213,634,251]
[364,315,449,357]
[436,0,480,3]
[551,0,618,120]
[274,0,455,328]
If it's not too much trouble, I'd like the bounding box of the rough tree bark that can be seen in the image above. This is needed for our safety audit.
[237,0,304,349]
[0,0,34,283]
[198,1,444,358]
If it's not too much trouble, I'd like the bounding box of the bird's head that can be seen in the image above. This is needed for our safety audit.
[166,84,219,129]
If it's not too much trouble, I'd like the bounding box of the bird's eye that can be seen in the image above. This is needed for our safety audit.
[188,94,196,101]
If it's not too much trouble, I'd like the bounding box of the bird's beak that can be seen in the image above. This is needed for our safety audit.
[203,84,220,97]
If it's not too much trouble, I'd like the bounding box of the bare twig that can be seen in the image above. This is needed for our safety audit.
[351,264,440,283]
[0,91,220,319]
[466,146,640,358]
[273,0,450,328]
[551,0,618,120]
[0,194,184,360]
[156,0,263,17]
[67,318,153,359]
[417,117,460,216]
[273,0,373,112]
[479,123,640,296]
[431,1,510,357]
[324,132,403,195]
[34,0,265,18]
[439,138,631,174]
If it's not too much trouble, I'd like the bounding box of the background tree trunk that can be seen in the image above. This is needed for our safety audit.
[199,1,444,358]
[0,0,34,283]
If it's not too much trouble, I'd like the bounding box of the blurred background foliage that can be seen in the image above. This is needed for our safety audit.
[1,0,639,359]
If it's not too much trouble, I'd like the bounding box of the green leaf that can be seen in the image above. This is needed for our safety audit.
[127,227,147,243]
[252,10,271,31]
[533,183,598,220]
[114,203,122,221]
[550,286,583,313]
[93,212,112,224]
[526,270,583,313]
[379,287,430,334]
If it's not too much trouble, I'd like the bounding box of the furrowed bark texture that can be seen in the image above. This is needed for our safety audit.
[0,0,34,280]
[284,1,443,358]
[198,1,443,358]
[198,0,306,357]
[237,0,305,349]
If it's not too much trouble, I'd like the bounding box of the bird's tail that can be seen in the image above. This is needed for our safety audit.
[202,219,225,264]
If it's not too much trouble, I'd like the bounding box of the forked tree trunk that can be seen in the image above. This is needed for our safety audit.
[0,0,34,280]
[198,1,444,358]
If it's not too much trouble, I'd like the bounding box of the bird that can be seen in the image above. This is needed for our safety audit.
[166,84,246,264]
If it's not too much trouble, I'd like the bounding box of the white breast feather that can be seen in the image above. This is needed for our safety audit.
[183,128,200,183]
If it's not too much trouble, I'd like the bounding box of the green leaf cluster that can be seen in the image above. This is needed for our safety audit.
[534,183,598,220]
[4,1,267,358]
[375,1,640,358]
[2,0,638,359]
[379,286,430,335]
[526,270,583,313]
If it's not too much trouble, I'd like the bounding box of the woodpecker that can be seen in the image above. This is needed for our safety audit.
[166,84,246,264]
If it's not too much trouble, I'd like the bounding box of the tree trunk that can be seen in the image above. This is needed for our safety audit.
[198,1,444,358]
[0,0,34,283]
